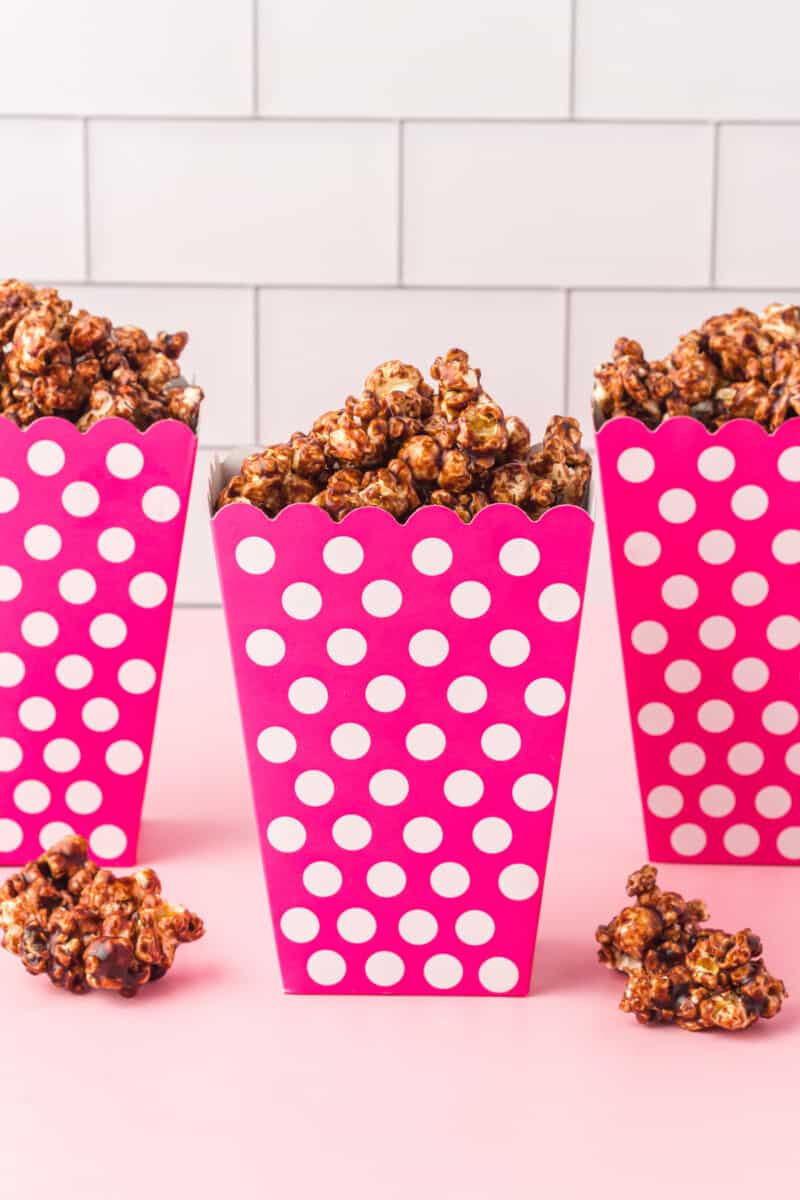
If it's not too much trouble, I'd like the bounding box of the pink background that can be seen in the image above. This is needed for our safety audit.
[1,601,796,1198]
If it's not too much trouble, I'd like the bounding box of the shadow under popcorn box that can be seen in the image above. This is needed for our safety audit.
[0,416,196,867]
[597,415,800,867]
[210,450,594,996]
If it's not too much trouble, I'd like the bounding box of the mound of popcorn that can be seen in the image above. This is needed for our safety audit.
[596,865,786,1032]
[0,279,203,431]
[217,349,591,522]
[0,836,204,998]
[593,302,800,431]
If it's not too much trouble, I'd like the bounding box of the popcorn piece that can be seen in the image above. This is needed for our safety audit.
[0,836,203,998]
[596,865,786,1031]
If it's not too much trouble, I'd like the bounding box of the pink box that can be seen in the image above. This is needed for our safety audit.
[0,416,196,867]
[598,414,800,866]
[210,453,593,995]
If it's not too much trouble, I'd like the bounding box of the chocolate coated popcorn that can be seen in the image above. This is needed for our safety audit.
[596,865,786,1031]
[0,836,204,998]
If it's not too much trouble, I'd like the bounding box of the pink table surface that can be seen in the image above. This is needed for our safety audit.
[2,597,798,1198]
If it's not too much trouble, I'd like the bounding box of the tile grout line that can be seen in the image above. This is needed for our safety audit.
[4,113,800,126]
[40,281,800,294]
[82,119,92,280]
[562,289,572,417]
[709,122,720,285]
[397,121,405,285]
[253,288,261,442]
[251,0,259,115]
[568,0,578,118]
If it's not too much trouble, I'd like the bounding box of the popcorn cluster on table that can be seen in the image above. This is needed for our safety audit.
[217,349,591,522]
[0,836,204,997]
[596,865,786,1031]
[594,303,800,430]
[0,279,203,431]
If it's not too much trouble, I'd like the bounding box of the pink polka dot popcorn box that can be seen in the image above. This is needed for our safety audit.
[210,453,593,996]
[598,415,800,867]
[0,417,196,867]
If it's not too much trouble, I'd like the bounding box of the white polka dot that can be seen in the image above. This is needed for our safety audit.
[0,653,25,687]
[0,819,23,852]
[772,530,800,566]
[408,629,449,667]
[142,485,181,522]
[106,442,143,479]
[489,629,530,667]
[326,628,367,666]
[0,737,23,771]
[624,531,661,567]
[398,910,438,945]
[288,677,328,715]
[24,524,61,561]
[81,697,119,733]
[89,824,127,860]
[55,654,92,689]
[257,726,297,763]
[444,770,484,807]
[424,954,463,990]
[661,575,698,609]
[89,614,127,649]
[669,742,706,776]
[447,676,487,713]
[295,770,334,807]
[58,569,97,605]
[368,769,409,807]
[658,488,696,524]
[699,616,736,651]
[61,481,100,518]
[245,628,285,667]
[647,785,684,818]
[499,538,540,576]
[777,827,800,859]
[429,862,470,898]
[65,781,102,814]
[282,582,322,620]
[699,785,736,818]
[631,621,668,655]
[763,701,799,736]
[412,537,453,576]
[767,615,800,651]
[335,908,375,944]
[105,740,143,775]
[617,446,655,483]
[723,823,760,857]
[307,950,346,986]
[0,477,19,513]
[731,485,768,520]
[0,566,22,602]
[14,780,50,814]
[473,816,512,854]
[756,786,792,819]
[362,579,402,618]
[403,817,443,853]
[539,582,582,623]
[365,675,405,712]
[779,446,800,482]
[732,657,769,692]
[786,745,800,774]
[27,440,64,477]
[331,723,370,759]
[18,697,56,732]
[97,527,135,563]
[727,742,764,776]
[367,861,406,897]
[267,816,307,853]
[697,700,734,733]
[322,535,364,574]
[698,530,735,565]
[512,774,553,811]
[365,951,405,987]
[498,864,539,901]
[479,957,520,994]
[118,659,157,695]
[481,723,521,761]
[235,536,275,575]
[44,738,80,773]
[450,580,491,619]
[332,814,372,851]
[525,678,566,717]
[303,861,342,897]
[455,910,495,946]
[280,908,320,943]
[39,821,74,849]
[22,611,59,647]
[129,572,168,608]
[406,723,446,760]
[732,571,768,607]
[637,702,675,735]
[670,822,707,856]
[697,445,735,481]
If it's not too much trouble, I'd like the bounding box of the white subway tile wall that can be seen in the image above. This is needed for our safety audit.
[0,1,794,602]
